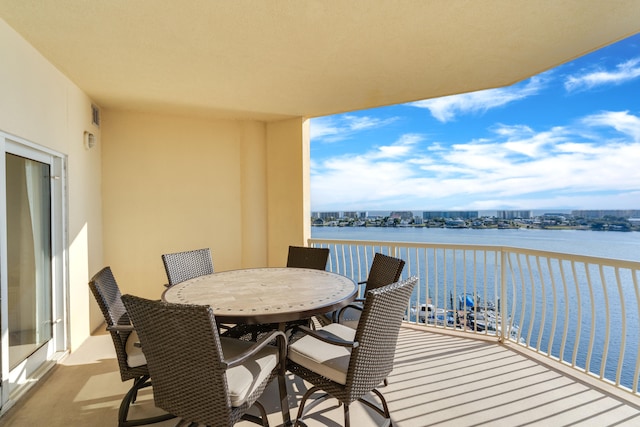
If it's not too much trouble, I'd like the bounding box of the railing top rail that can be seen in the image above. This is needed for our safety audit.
[308,237,640,269]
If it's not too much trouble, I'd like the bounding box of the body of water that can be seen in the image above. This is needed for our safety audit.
[312,226,640,389]
[312,226,640,261]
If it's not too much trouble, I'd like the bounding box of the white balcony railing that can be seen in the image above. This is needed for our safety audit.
[309,238,640,396]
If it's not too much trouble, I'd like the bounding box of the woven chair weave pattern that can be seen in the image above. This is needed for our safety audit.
[286,246,329,270]
[162,248,214,286]
[362,253,406,292]
[89,266,147,381]
[337,253,406,325]
[347,277,416,397]
[122,295,277,426]
[288,276,417,405]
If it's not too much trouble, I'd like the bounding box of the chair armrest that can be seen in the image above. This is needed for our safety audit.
[335,303,364,323]
[355,280,367,301]
[106,324,135,332]
[223,329,287,369]
[293,325,358,348]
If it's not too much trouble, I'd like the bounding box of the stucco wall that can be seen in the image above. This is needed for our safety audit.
[0,18,103,350]
[266,118,310,266]
[0,16,310,345]
[100,111,275,302]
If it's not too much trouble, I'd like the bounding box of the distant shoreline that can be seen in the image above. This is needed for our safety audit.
[312,223,639,232]
[312,213,640,232]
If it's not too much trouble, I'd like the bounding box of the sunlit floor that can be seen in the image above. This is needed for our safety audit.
[2,325,640,427]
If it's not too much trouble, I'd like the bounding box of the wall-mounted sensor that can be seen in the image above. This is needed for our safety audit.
[84,131,96,149]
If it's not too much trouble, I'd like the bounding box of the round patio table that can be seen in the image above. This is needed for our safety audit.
[161,267,357,326]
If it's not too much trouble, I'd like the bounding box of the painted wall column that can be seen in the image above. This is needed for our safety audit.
[266,117,310,266]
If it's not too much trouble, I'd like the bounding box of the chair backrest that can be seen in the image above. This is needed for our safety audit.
[88,266,140,381]
[162,248,214,286]
[121,294,233,425]
[286,245,330,270]
[364,253,405,292]
[347,276,418,394]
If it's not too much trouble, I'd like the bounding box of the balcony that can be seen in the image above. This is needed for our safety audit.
[2,322,639,426]
[311,238,640,396]
[2,240,640,426]
[3,4,640,418]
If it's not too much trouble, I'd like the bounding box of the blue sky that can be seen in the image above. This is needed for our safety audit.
[310,34,640,212]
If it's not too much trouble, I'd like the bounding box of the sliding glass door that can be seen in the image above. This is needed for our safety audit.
[1,135,66,410]
[6,153,53,370]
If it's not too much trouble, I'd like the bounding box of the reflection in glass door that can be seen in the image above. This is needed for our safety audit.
[5,153,52,369]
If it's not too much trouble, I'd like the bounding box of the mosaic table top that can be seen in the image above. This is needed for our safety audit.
[162,267,357,324]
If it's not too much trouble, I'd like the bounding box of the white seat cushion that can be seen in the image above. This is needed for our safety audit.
[338,306,362,329]
[125,330,147,368]
[220,337,279,407]
[288,323,355,385]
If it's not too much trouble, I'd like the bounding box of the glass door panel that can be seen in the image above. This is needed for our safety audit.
[5,153,52,369]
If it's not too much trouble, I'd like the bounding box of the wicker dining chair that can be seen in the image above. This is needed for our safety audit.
[286,245,331,328]
[161,247,214,287]
[287,276,418,427]
[335,253,406,328]
[88,267,175,427]
[161,247,241,336]
[121,294,291,427]
[286,245,330,270]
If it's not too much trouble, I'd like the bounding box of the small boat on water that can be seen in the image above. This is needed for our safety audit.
[465,310,523,342]
[409,293,523,342]
[412,304,456,327]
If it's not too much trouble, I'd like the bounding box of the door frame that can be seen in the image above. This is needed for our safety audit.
[0,131,68,411]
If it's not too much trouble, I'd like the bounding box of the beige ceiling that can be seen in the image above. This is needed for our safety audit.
[1,1,640,121]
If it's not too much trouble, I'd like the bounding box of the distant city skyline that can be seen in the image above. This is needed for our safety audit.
[310,34,640,212]
[311,209,640,218]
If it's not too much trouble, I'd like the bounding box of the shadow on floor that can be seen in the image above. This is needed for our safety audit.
[2,327,640,426]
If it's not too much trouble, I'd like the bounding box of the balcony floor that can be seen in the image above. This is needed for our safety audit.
[2,325,640,426]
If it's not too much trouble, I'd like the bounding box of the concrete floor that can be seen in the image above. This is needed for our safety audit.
[2,326,640,426]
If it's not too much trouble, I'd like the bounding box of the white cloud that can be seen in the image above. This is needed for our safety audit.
[343,115,388,131]
[491,124,534,138]
[311,111,640,211]
[564,58,640,92]
[370,134,423,159]
[499,125,570,158]
[466,191,640,212]
[309,118,340,140]
[310,114,398,142]
[408,76,546,123]
[581,111,640,142]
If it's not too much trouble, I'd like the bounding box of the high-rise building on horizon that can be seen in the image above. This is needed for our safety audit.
[390,211,414,220]
[314,211,340,221]
[497,210,533,220]
[572,210,640,218]
[423,211,478,220]
[342,211,359,219]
